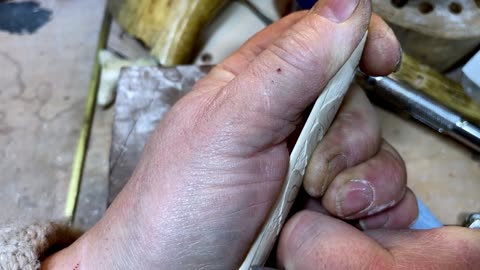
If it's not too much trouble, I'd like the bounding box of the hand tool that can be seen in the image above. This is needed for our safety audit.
[465,213,480,229]
[356,73,480,153]
[392,53,480,125]
[462,50,480,104]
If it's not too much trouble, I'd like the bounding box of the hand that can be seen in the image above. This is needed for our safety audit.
[277,210,480,269]
[44,0,431,269]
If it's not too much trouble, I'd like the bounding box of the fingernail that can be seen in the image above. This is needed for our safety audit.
[359,213,389,230]
[312,0,360,23]
[336,179,374,218]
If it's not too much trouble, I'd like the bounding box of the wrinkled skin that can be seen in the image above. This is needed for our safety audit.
[43,0,480,269]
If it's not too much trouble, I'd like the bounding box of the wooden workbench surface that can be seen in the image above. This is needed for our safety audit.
[380,109,480,224]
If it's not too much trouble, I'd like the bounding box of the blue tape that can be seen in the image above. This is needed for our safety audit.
[409,198,443,229]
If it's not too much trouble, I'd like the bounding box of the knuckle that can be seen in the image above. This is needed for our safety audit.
[267,18,333,76]
[266,39,313,75]
[327,107,380,165]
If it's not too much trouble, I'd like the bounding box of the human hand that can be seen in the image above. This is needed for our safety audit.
[277,210,480,269]
[44,0,421,269]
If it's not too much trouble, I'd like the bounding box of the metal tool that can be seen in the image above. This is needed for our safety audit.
[356,73,480,153]
[465,213,480,229]
[462,50,480,104]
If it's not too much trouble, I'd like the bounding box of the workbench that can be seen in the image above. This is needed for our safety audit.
[0,0,478,228]
[0,0,109,228]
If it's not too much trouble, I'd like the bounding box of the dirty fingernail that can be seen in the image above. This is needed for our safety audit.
[312,0,360,23]
[359,212,389,230]
[336,179,374,218]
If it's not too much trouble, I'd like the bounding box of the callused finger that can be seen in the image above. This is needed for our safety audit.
[322,141,407,219]
[277,210,393,269]
[366,227,480,269]
[359,13,402,76]
[208,0,372,156]
[304,85,381,198]
[278,210,480,270]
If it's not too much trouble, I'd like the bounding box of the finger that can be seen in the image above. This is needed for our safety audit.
[206,12,400,88]
[292,189,330,215]
[216,12,307,77]
[304,85,381,197]
[203,11,307,86]
[359,188,418,229]
[360,13,402,76]
[278,210,393,269]
[278,210,480,270]
[366,227,480,269]
[216,12,400,79]
[200,0,372,155]
[322,141,407,219]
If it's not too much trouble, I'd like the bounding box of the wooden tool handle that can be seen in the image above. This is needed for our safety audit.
[239,33,368,269]
[392,53,480,125]
[109,0,225,65]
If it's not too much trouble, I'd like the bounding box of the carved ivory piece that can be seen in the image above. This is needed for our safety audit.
[240,33,368,269]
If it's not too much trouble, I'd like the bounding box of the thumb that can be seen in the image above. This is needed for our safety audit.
[366,226,480,269]
[278,210,391,269]
[278,210,480,269]
[210,0,371,151]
